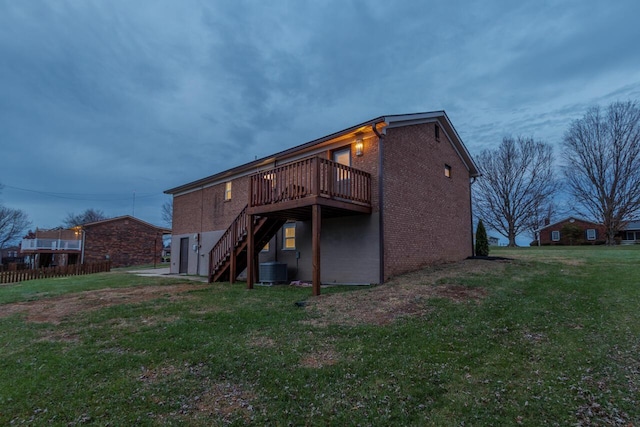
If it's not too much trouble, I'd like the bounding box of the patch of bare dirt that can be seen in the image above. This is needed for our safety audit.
[305,259,506,327]
[299,346,340,368]
[140,363,257,424]
[247,333,276,349]
[191,382,256,422]
[0,284,208,324]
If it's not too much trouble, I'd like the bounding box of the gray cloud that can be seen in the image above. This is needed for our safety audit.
[1,0,639,230]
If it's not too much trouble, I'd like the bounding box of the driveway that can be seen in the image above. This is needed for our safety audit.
[127,267,208,282]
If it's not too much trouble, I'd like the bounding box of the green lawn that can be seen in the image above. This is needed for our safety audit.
[1,246,639,426]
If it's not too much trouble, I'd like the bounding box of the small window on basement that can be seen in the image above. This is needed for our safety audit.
[586,229,596,240]
[551,230,560,241]
[283,223,296,250]
[435,124,440,141]
[444,164,452,178]
[224,182,232,201]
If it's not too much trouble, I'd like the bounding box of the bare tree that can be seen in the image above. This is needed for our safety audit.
[474,136,559,247]
[161,200,173,227]
[525,202,557,243]
[0,205,31,249]
[63,208,108,228]
[562,100,640,244]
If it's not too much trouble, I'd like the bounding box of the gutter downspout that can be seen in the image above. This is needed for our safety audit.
[373,123,385,284]
[470,176,477,256]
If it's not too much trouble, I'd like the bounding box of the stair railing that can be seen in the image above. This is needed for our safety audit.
[209,205,248,277]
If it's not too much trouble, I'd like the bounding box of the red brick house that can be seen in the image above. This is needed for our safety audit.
[165,111,480,294]
[536,216,606,245]
[21,216,170,268]
[82,216,170,267]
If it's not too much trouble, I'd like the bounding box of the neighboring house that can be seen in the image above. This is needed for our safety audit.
[488,236,500,246]
[0,245,25,269]
[21,216,170,268]
[536,217,606,245]
[81,216,170,267]
[165,111,480,294]
[620,221,640,244]
[20,228,83,268]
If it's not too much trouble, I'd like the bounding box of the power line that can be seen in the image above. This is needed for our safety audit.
[2,184,163,202]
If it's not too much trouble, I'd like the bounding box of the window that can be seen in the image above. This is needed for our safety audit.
[224,182,232,201]
[551,230,560,241]
[332,147,351,167]
[261,242,270,252]
[444,164,452,178]
[586,229,596,241]
[283,223,296,250]
[435,124,440,141]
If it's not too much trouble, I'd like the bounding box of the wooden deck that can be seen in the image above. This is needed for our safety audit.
[210,156,372,296]
[247,156,372,220]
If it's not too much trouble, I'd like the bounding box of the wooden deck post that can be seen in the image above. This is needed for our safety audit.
[229,250,236,284]
[312,204,321,296]
[247,214,255,289]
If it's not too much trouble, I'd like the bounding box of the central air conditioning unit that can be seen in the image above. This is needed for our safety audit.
[259,262,288,285]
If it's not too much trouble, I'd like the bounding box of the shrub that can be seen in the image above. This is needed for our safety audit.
[475,219,490,256]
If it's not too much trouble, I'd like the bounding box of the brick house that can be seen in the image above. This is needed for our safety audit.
[536,216,606,245]
[0,245,25,270]
[82,216,170,267]
[165,111,480,294]
[620,220,640,244]
[21,228,83,267]
[21,216,170,268]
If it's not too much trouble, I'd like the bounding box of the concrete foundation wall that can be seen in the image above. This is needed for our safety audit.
[288,213,380,284]
[170,230,224,276]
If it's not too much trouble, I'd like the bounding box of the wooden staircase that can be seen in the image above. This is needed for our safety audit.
[209,205,286,283]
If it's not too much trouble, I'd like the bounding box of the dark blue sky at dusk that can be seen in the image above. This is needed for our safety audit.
[1,1,640,241]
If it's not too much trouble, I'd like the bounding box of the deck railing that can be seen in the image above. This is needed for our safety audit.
[21,238,82,251]
[249,156,371,208]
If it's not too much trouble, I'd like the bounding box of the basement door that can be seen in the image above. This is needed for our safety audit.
[179,237,189,274]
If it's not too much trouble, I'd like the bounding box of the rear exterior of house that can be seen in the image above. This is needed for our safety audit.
[165,112,479,292]
[537,217,606,245]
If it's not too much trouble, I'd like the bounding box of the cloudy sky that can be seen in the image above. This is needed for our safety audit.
[2,1,640,236]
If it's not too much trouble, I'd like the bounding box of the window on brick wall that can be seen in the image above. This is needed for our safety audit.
[444,164,452,178]
[261,242,270,252]
[435,123,440,141]
[224,182,232,201]
[551,230,560,241]
[586,229,596,240]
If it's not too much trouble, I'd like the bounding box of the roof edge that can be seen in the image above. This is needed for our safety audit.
[82,215,171,233]
[165,110,480,195]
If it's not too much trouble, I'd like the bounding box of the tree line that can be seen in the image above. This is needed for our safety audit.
[474,100,640,246]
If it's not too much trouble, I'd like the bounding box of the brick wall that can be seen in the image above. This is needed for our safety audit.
[382,122,473,279]
[83,218,165,267]
[173,176,249,235]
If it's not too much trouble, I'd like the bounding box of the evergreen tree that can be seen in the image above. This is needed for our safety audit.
[475,219,490,256]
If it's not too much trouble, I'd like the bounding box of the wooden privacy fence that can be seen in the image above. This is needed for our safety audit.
[0,261,111,284]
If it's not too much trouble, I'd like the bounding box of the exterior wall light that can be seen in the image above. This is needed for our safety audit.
[355,135,364,156]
